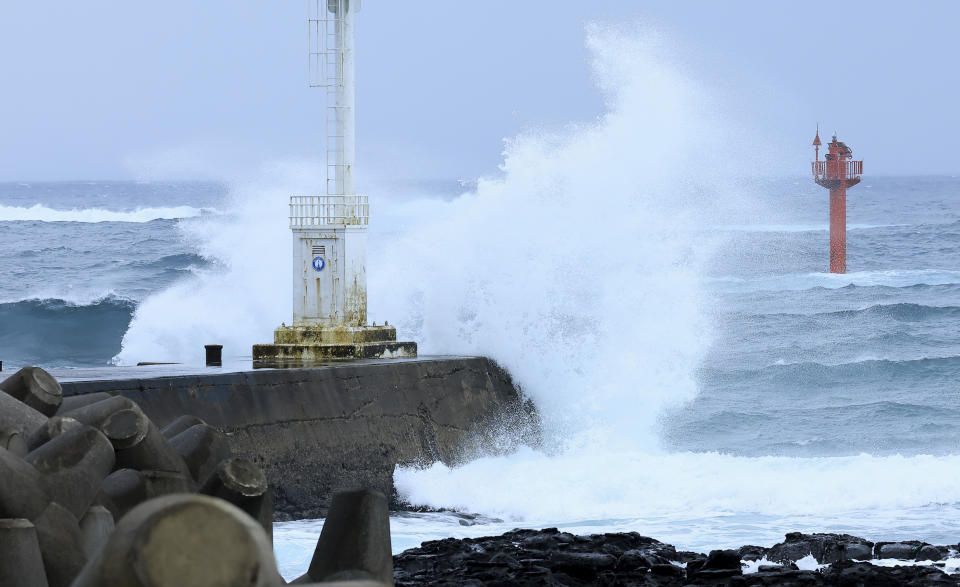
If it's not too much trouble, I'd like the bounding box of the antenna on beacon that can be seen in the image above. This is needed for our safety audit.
[813,124,821,162]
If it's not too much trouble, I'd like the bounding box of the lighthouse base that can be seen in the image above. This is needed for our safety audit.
[252,324,417,363]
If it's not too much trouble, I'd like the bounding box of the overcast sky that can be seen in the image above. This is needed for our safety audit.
[1,1,957,181]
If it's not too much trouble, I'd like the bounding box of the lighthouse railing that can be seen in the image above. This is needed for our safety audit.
[811,160,863,179]
[289,195,369,227]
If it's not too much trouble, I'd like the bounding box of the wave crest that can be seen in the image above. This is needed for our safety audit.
[0,204,211,223]
[0,296,136,367]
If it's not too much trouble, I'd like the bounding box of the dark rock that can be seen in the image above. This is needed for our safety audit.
[767,532,874,564]
[687,549,743,583]
[821,560,960,585]
[918,544,950,561]
[393,528,960,586]
[703,549,742,570]
[738,544,768,562]
[395,527,690,586]
[757,563,796,572]
[842,542,873,560]
[876,540,925,560]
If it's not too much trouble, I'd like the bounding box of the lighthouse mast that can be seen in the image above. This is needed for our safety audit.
[811,130,863,274]
[311,0,356,197]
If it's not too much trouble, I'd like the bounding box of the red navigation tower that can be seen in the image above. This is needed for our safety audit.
[812,129,863,273]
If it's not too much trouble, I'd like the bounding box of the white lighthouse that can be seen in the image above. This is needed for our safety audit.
[253,0,416,362]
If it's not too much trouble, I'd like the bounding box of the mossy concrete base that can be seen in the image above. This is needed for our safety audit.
[252,341,417,362]
[252,324,417,362]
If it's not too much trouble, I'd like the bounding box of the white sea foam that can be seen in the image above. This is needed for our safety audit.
[396,450,960,522]
[709,269,960,293]
[0,204,209,223]
[112,176,297,364]
[715,223,904,233]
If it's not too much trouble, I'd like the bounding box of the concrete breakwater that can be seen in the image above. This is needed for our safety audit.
[59,357,535,519]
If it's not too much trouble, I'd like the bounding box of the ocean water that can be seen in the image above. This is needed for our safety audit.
[4,176,959,578]
[3,29,960,581]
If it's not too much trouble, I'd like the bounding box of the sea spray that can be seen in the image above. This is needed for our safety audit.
[369,26,729,450]
[113,167,310,364]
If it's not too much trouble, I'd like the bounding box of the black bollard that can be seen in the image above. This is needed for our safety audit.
[199,458,273,542]
[205,344,223,366]
[0,519,49,587]
[71,494,279,587]
[168,423,232,484]
[25,425,116,519]
[291,488,393,585]
[0,366,62,416]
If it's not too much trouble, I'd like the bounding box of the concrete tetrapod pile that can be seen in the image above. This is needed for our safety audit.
[0,366,395,587]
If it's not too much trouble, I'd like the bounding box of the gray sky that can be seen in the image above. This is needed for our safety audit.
[1,1,958,181]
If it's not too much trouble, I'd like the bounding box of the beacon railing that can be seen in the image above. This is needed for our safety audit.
[289,195,369,227]
[811,160,863,178]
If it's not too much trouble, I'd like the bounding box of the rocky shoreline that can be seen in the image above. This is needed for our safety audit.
[393,528,960,585]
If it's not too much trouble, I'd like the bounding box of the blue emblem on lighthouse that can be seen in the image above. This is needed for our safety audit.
[312,256,325,272]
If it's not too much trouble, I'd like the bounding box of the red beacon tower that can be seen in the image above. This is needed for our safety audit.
[812,129,863,273]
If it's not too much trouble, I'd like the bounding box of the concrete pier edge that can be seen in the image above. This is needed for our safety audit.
[57,356,533,519]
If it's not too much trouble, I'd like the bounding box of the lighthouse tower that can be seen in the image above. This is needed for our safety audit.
[253,0,416,362]
[812,129,863,274]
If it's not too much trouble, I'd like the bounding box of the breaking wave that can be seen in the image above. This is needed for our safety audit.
[710,269,960,293]
[0,296,136,367]
[0,204,211,223]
